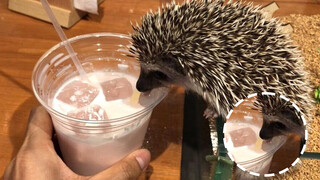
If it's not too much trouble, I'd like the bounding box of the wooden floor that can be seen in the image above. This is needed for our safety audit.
[0,0,320,180]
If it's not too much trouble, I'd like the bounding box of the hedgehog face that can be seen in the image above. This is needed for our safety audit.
[136,56,188,92]
[136,64,169,92]
[259,113,305,140]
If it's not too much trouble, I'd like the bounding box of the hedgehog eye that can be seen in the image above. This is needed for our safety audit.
[153,71,168,80]
[273,122,286,130]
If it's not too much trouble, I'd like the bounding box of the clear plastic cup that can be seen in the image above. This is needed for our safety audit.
[31,33,168,176]
[224,97,287,174]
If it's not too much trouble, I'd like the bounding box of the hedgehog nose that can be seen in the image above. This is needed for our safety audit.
[136,78,151,92]
[136,84,151,92]
[259,129,273,140]
[136,83,145,92]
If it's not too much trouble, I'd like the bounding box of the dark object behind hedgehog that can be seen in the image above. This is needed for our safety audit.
[130,0,313,140]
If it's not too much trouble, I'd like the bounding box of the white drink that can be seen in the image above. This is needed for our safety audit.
[49,71,157,175]
[224,108,286,174]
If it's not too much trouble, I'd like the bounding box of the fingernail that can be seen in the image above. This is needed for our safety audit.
[136,157,146,170]
[135,149,150,170]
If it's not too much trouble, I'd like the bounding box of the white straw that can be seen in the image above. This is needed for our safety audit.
[40,0,87,77]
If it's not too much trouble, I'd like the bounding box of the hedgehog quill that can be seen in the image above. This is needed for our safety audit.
[130,0,313,140]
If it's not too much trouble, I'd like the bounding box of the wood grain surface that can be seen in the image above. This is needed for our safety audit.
[0,0,320,179]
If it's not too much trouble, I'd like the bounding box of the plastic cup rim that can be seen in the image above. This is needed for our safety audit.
[31,32,168,124]
[234,135,287,165]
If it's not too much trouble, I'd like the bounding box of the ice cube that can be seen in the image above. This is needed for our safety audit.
[254,137,264,151]
[130,89,141,106]
[68,105,108,120]
[101,77,133,101]
[229,127,257,147]
[57,80,99,108]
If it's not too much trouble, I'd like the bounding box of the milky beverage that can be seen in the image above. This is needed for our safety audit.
[224,100,286,174]
[225,123,286,174]
[50,71,155,175]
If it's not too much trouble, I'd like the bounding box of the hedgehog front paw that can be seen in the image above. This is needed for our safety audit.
[204,107,218,119]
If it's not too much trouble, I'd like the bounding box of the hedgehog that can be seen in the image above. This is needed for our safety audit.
[254,92,307,141]
[130,0,314,141]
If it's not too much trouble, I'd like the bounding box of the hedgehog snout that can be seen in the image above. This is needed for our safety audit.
[259,127,275,140]
[136,72,161,92]
[259,115,280,140]
[259,115,290,140]
[136,77,153,92]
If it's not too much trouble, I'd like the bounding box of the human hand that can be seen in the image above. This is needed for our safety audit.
[4,106,150,180]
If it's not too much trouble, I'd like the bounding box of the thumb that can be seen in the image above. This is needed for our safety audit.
[90,149,151,180]
[25,106,53,145]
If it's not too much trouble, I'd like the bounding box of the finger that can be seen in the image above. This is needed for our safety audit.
[25,106,53,143]
[3,157,16,180]
[90,149,151,180]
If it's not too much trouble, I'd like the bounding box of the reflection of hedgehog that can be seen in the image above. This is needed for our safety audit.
[130,0,314,140]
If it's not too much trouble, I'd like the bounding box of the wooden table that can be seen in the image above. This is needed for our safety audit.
[0,0,320,180]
